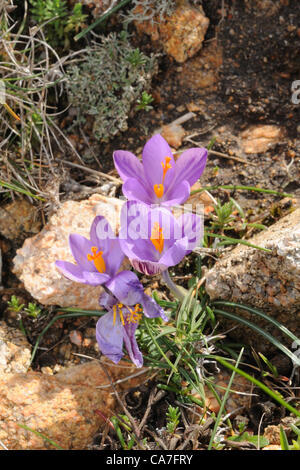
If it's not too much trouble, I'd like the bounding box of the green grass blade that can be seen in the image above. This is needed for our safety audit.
[280,426,290,450]
[74,0,132,40]
[143,318,178,374]
[0,180,45,201]
[18,424,64,450]
[213,301,300,344]
[204,231,271,252]
[213,356,300,418]
[208,348,244,450]
[214,308,300,367]
[191,185,293,199]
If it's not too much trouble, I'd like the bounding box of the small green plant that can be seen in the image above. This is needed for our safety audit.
[228,431,269,449]
[136,91,154,111]
[30,0,68,39]
[29,0,87,47]
[280,423,300,450]
[110,415,137,450]
[210,199,236,233]
[66,32,157,141]
[7,295,25,313]
[126,48,147,67]
[166,405,181,435]
[64,3,87,35]
[24,302,42,319]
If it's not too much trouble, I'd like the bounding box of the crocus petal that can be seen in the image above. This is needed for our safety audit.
[130,258,167,276]
[176,212,204,247]
[173,147,208,187]
[105,270,144,306]
[119,237,158,264]
[140,292,168,321]
[69,233,94,271]
[99,291,116,309]
[113,150,144,183]
[105,270,167,321]
[55,260,86,284]
[82,271,110,286]
[159,237,191,268]
[123,321,143,368]
[142,134,175,188]
[163,179,191,206]
[106,239,125,276]
[122,177,153,205]
[96,312,124,364]
[89,215,115,249]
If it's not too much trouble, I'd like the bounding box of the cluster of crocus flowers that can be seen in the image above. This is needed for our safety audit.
[56,134,207,368]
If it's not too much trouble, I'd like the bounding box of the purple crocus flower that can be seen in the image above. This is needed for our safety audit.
[119,201,203,275]
[96,270,168,367]
[55,215,124,286]
[113,134,207,207]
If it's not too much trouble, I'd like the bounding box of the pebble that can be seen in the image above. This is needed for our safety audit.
[69,330,83,347]
[134,0,209,63]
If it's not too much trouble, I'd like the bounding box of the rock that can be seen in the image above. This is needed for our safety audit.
[186,182,215,215]
[263,417,297,445]
[252,0,282,16]
[178,39,223,93]
[12,194,126,309]
[0,321,31,373]
[205,208,300,352]
[69,330,83,347]
[134,0,209,63]
[189,370,252,416]
[240,125,285,154]
[0,360,148,450]
[0,199,41,240]
[160,123,186,149]
[262,445,282,450]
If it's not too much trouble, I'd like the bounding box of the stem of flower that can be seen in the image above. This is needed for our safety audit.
[161,269,185,302]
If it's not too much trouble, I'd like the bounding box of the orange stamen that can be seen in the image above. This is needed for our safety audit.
[126,304,143,324]
[153,156,172,199]
[153,184,164,198]
[150,222,164,254]
[87,246,106,273]
[161,156,172,183]
[113,303,125,326]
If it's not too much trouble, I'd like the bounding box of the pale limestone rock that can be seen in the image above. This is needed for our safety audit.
[12,194,126,309]
[134,0,209,63]
[0,321,31,373]
[205,208,300,352]
[0,360,148,450]
[161,123,186,149]
[240,125,285,154]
